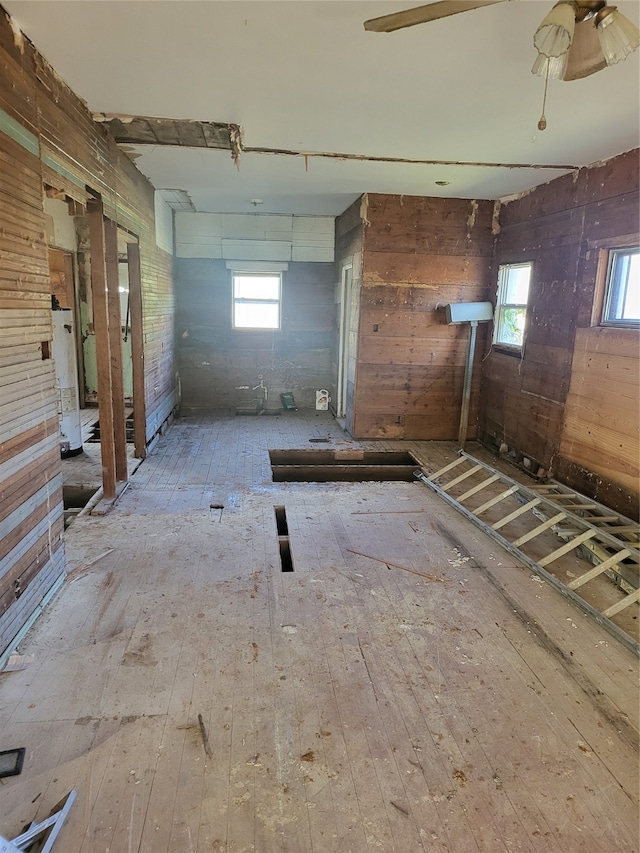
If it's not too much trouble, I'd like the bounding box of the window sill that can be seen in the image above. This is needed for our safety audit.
[598,322,640,331]
[492,344,523,358]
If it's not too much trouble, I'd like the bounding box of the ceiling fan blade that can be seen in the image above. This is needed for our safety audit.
[563,19,607,80]
[364,0,509,33]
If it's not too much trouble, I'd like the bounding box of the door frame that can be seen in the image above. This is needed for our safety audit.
[336,262,353,420]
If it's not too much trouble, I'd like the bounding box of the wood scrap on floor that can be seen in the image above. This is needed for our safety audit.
[197,713,213,759]
[65,548,115,582]
[0,653,34,673]
[346,548,447,582]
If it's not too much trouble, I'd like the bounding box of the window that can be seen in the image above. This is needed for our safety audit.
[493,262,532,349]
[602,247,639,326]
[232,273,281,330]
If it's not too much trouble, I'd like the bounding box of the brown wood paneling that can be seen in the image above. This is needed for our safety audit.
[350,195,494,439]
[479,150,639,516]
[104,217,127,482]
[363,251,492,287]
[0,7,176,657]
[558,327,639,516]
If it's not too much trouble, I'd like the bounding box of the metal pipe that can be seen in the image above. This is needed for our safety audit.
[458,320,478,450]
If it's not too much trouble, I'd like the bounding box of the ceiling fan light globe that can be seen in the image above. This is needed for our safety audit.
[563,19,608,80]
[533,2,577,56]
[597,9,640,65]
[532,51,569,78]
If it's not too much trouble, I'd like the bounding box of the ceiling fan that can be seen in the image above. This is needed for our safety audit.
[364,0,640,81]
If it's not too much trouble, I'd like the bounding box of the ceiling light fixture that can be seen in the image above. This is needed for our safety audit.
[531,1,639,81]
[596,6,640,64]
[531,1,639,130]
[533,1,576,74]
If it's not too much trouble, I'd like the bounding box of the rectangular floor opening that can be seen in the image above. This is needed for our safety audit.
[274,505,289,536]
[275,505,294,572]
[269,449,420,482]
[278,537,294,573]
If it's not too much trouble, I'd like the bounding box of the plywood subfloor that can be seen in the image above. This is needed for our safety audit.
[0,413,637,852]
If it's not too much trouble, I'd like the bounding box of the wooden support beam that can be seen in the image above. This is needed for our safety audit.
[127,242,147,459]
[104,219,128,483]
[601,588,640,619]
[458,473,501,503]
[492,498,542,531]
[557,503,598,511]
[474,484,520,516]
[88,198,116,500]
[583,515,622,523]
[441,464,483,493]
[511,512,567,548]
[430,456,467,480]
[538,529,598,568]
[568,549,632,590]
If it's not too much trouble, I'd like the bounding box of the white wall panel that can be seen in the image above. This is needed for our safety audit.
[222,240,292,262]
[176,212,335,262]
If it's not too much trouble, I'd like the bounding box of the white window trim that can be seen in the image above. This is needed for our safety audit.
[601,246,639,328]
[493,262,532,350]
[226,261,288,273]
[231,269,284,331]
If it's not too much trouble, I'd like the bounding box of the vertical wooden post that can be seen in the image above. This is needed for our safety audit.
[127,242,147,459]
[104,218,128,482]
[87,198,116,499]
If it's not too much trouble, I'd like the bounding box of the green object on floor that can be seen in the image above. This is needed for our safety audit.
[280,392,297,410]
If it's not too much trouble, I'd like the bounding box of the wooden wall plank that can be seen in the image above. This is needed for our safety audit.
[104,218,127,481]
[350,195,494,439]
[88,199,116,499]
[0,7,176,658]
[479,151,639,517]
[127,242,147,458]
[558,327,639,515]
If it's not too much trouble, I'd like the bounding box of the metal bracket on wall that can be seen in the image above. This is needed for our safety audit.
[415,452,639,657]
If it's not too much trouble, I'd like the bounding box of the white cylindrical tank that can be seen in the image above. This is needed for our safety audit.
[52,309,83,456]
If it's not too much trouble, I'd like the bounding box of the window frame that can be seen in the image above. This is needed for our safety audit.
[600,246,639,328]
[492,261,532,351]
[231,271,282,331]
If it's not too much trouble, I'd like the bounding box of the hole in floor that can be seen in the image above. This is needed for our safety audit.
[269,449,420,483]
[63,485,98,527]
[63,485,96,509]
[87,415,135,443]
[274,505,289,536]
[275,506,294,572]
[278,537,294,573]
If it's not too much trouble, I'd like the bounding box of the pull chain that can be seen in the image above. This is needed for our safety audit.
[538,58,550,131]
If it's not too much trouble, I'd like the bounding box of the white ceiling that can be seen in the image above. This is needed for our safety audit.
[4,0,640,215]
